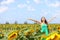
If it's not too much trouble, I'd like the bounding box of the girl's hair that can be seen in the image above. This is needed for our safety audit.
[41,17,48,24]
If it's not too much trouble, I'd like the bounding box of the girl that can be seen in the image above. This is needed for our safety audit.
[28,17,56,36]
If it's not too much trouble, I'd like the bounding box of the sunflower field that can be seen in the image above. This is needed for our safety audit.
[0,24,60,40]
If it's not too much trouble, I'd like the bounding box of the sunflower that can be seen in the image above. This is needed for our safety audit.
[46,32,60,40]
[30,29,34,33]
[8,31,19,40]
[58,27,60,31]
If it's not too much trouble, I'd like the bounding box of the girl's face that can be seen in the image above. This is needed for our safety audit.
[41,17,48,24]
[41,17,46,22]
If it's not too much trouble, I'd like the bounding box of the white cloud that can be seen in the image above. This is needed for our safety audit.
[1,0,15,5]
[18,4,27,8]
[27,6,35,11]
[26,0,30,4]
[55,10,60,16]
[45,0,48,4]
[17,3,35,11]
[33,0,40,4]
[44,0,60,7]
[0,6,8,13]
[48,2,60,7]
[51,10,60,18]
[41,10,48,16]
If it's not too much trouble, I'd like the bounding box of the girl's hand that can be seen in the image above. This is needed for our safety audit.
[48,16,56,23]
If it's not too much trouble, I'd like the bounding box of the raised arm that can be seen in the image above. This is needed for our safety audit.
[28,18,40,24]
[48,17,56,23]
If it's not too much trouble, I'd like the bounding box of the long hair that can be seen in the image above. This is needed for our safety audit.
[41,17,48,24]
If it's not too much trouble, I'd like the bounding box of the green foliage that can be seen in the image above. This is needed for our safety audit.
[5,22,9,24]
[24,21,28,24]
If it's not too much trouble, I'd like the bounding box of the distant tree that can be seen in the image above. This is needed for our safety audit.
[6,21,9,24]
[15,21,18,24]
[24,21,28,24]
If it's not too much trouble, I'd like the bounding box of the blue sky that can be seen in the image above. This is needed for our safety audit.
[0,0,60,24]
